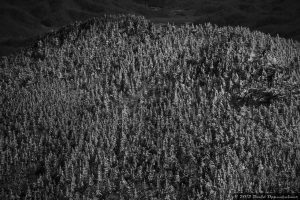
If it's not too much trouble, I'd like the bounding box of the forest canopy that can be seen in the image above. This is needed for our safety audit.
[0,15,299,200]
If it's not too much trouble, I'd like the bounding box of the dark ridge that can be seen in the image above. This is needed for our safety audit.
[13,15,154,61]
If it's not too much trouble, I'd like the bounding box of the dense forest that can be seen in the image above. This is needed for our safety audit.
[0,15,299,200]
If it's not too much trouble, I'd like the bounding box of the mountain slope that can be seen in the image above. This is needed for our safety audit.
[0,15,300,200]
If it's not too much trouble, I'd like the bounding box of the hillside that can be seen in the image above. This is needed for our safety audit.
[0,0,300,56]
[0,15,300,200]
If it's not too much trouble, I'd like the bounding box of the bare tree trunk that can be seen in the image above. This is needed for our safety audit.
[145,0,149,7]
